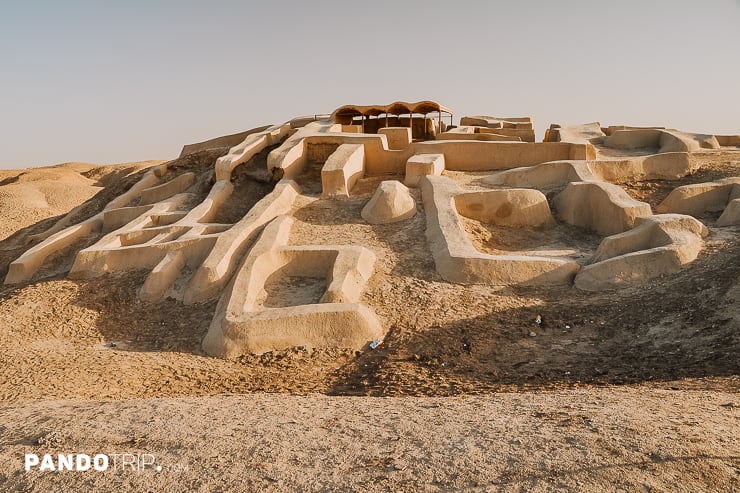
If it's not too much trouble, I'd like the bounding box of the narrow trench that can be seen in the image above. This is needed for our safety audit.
[210,143,281,224]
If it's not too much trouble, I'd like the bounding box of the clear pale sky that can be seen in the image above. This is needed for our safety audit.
[1,0,739,168]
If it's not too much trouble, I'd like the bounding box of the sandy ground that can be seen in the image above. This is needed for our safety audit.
[0,150,738,491]
[1,390,738,492]
[0,161,163,242]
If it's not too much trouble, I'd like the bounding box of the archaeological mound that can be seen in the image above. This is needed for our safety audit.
[6,101,739,357]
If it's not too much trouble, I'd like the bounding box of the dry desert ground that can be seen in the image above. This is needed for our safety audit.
[0,135,738,491]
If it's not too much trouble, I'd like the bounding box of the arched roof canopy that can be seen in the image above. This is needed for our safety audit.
[413,100,451,115]
[385,102,411,116]
[331,100,452,124]
[332,108,364,122]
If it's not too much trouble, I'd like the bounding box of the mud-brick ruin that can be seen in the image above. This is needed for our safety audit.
[6,101,740,357]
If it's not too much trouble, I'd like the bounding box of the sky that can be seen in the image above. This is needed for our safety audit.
[1,0,739,168]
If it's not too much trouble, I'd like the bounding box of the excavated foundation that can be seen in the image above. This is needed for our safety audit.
[5,104,738,356]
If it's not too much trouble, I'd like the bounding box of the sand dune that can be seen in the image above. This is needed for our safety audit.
[0,161,163,241]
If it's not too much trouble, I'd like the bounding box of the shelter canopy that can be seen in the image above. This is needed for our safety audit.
[331,100,452,124]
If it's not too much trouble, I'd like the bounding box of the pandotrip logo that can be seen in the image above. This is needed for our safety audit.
[24,453,188,473]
